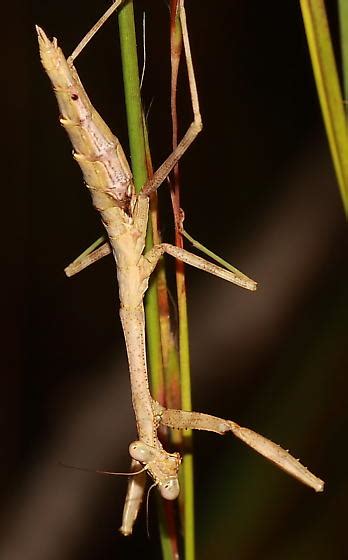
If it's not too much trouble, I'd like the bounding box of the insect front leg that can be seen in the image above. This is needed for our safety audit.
[119,459,147,536]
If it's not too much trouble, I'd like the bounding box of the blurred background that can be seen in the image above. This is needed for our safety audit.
[1,0,347,558]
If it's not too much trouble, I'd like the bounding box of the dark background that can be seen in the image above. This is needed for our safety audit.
[1,1,347,558]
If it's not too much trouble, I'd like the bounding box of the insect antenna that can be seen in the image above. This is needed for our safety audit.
[146,481,158,539]
[58,461,147,477]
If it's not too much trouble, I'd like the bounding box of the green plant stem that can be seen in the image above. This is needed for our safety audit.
[300,0,348,216]
[338,0,348,106]
[117,4,174,558]
[118,0,164,408]
[67,235,105,267]
[118,2,147,191]
[181,227,252,279]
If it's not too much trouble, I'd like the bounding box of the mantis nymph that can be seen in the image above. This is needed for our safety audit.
[37,0,324,536]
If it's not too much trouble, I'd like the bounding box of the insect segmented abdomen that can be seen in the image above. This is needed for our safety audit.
[37,26,134,211]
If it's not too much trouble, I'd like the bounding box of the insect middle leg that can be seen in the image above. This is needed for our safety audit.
[142,243,257,291]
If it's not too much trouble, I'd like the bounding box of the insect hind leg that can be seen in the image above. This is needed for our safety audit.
[68,0,124,63]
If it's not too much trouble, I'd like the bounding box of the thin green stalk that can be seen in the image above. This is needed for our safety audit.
[118,1,147,192]
[300,0,348,216]
[338,0,348,105]
[117,3,177,558]
[118,0,164,413]
[66,235,105,269]
[181,227,254,280]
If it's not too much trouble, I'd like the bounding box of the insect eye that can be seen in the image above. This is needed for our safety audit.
[159,478,179,500]
[129,441,152,463]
